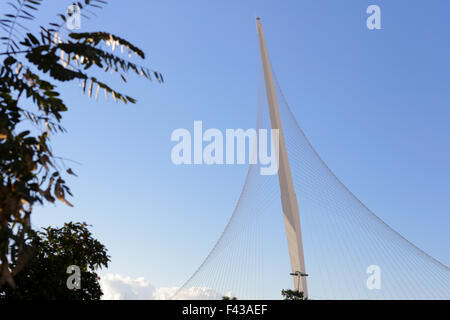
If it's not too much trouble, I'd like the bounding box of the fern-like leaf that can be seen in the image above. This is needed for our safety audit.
[0,0,42,53]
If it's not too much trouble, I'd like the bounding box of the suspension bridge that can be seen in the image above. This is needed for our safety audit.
[172,18,450,300]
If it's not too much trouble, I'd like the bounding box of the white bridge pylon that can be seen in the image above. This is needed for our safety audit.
[256,17,308,297]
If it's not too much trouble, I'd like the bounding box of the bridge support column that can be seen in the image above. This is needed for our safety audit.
[256,17,308,298]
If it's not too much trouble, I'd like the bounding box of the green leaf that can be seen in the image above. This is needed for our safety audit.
[26,32,39,45]
[4,56,16,66]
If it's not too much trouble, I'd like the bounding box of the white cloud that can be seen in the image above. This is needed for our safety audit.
[100,274,155,300]
[99,274,222,300]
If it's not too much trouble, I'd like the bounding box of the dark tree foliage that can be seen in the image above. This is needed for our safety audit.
[222,296,237,300]
[0,222,109,299]
[0,0,162,286]
[281,289,307,300]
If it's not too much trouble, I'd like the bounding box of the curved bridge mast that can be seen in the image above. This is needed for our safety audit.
[256,17,308,298]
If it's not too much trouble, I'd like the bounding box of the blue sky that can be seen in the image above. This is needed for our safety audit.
[3,0,449,290]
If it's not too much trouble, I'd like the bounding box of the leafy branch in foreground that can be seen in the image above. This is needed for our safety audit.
[0,0,162,287]
[0,0,44,54]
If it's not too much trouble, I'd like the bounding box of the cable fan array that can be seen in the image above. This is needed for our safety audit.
[172,68,450,300]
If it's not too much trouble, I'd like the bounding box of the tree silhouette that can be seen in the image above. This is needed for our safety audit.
[281,289,307,300]
[0,222,109,299]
